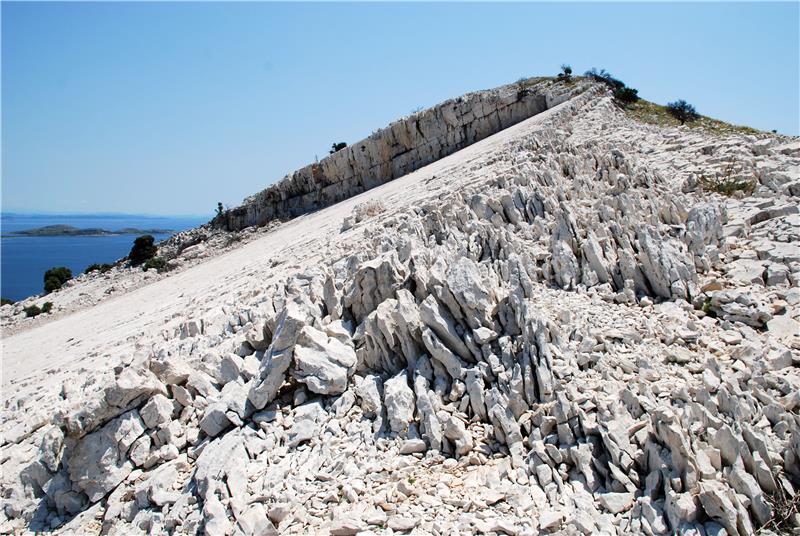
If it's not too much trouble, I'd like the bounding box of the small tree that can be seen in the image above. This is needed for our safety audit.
[41,302,53,314]
[557,64,573,82]
[44,267,72,294]
[329,142,347,154]
[666,100,699,124]
[24,304,41,317]
[128,235,157,266]
[216,202,224,217]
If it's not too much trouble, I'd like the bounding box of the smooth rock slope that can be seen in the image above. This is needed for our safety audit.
[1,80,799,536]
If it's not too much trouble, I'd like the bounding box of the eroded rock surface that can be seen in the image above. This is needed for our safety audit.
[1,80,798,535]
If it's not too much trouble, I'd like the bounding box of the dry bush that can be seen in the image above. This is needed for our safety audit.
[353,200,386,222]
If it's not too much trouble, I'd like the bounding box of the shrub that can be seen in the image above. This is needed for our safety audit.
[585,67,640,106]
[698,174,755,197]
[1,298,14,306]
[666,99,699,124]
[216,202,224,217]
[329,142,347,154]
[613,86,639,105]
[41,302,53,314]
[584,68,625,90]
[128,235,157,266]
[353,199,386,222]
[43,266,72,294]
[24,305,41,317]
[557,64,573,82]
[85,263,113,274]
[143,257,168,272]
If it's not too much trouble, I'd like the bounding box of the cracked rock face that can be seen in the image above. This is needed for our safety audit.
[1,80,799,535]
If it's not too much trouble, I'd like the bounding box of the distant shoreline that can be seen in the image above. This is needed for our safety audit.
[4,224,175,237]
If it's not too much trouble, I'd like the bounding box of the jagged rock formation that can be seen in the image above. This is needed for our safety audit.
[219,78,585,231]
[1,80,799,535]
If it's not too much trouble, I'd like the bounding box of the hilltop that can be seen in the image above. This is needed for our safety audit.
[0,78,798,535]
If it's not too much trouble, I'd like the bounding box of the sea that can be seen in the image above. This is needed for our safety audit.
[1,213,208,302]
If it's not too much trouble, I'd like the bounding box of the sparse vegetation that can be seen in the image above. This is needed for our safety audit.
[666,99,699,124]
[41,302,53,314]
[85,263,113,274]
[329,142,347,154]
[353,199,386,222]
[514,76,550,98]
[613,86,639,105]
[584,68,625,91]
[128,235,158,266]
[585,68,639,106]
[143,257,169,273]
[24,305,41,318]
[44,267,73,294]
[1,298,14,306]
[699,174,756,197]
[760,482,800,535]
[216,202,224,217]
[698,161,756,197]
[624,99,759,135]
[556,64,573,83]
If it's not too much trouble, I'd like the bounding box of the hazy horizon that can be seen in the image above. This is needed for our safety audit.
[3,2,799,216]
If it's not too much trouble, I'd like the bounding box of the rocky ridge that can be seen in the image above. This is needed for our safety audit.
[1,83,799,535]
[219,78,585,231]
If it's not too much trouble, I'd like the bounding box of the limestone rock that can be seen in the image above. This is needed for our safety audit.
[67,410,145,502]
[291,325,356,395]
[383,372,415,435]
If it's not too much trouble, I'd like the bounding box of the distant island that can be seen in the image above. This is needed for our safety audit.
[7,225,174,237]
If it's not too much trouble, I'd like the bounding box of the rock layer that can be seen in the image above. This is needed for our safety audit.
[219,78,586,231]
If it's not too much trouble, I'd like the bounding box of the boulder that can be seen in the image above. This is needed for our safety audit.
[139,394,174,429]
[249,301,311,409]
[291,325,356,395]
[67,410,145,502]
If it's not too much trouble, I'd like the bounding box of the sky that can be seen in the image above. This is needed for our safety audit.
[2,2,798,217]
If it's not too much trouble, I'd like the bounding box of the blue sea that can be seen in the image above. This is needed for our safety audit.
[1,213,207,302]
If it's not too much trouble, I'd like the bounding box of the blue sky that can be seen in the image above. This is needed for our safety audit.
[2,2,798,216]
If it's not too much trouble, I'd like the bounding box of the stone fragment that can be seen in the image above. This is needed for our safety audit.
[419,294,473,361]
[291,325,356,395]
[249,301,311,409]
[39,426,65,473]
[330,517,367,536]
[354,374,383,418]
[442,416,473,457]
[698,482,739,536]
[399,439,427,455]
[597,492,634,514]
[139,394,174,429]
[68,410,145,502]
[194,431,249,499]
[199,402,232,438]
[384,372,415,435]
